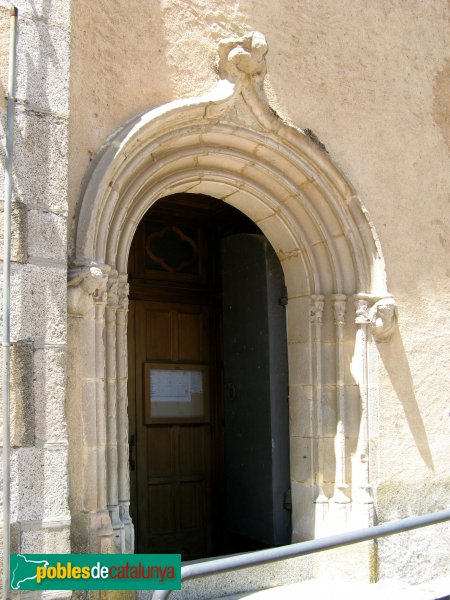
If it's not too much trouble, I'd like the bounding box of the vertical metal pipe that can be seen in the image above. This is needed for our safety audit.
[2,6,18,600]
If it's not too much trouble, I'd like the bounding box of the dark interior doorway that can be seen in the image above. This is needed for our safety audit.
[127,193,291,560]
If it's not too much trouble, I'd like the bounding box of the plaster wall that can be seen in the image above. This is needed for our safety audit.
[69,0,450,583]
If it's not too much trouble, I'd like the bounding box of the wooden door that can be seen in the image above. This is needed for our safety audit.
[221,234,291,547]
[132,301,213,559]
[127,193,288,559]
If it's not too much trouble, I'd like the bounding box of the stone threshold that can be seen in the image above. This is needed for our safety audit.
[213,576,450,600]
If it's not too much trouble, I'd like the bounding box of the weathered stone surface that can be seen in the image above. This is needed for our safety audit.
[0,200,28,263]
[0,340,34,447]
[10,446,69,521]
[10,263,67,344]
[27,208,67,263]
[34,346,67,446]
[15,16,70,114]
[21,523,70,553]
[0,106,69,213]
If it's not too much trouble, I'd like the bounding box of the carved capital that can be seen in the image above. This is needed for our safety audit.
[369,296,398,342]
[310,294,325,325]
[68,266,108,316]
[353,294,371,325]
[332,294,347,325]
[218,31,268,83]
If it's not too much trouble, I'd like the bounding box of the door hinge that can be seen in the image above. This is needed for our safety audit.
[279,286,288,307]
[283,487,292,511]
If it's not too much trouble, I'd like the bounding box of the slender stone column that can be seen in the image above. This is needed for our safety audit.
[68,265,114,553]
[353,294,373,505]
[105,272,125,551]
[311,294,326,506]
[332,294,350,504]
[117,275,134,552]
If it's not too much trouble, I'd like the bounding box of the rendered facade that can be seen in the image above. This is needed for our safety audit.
[0,1,449,598]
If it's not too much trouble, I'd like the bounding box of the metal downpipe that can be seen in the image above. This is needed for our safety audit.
[2,6,18,600]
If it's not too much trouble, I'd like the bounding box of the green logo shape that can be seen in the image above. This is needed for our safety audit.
[10,554,181,590]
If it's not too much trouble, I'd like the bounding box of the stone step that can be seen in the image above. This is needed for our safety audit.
[212,576,450,600]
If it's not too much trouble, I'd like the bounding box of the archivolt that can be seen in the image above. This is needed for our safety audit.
[75,47,387,298]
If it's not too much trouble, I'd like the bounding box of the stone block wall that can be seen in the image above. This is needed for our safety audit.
[0,0,71,571]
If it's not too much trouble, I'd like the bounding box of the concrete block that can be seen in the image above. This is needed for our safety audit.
[10,263,67,344]
[27,208,67,262]
[15,17,70,114]
[0,106,69,213]
[0,200,27,263]
[11,446,69,521]
[34,346,67,446]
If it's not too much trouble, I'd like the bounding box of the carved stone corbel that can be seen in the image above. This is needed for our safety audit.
[68,266,108,316]
[369,296,397,342]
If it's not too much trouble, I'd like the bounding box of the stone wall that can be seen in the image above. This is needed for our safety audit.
[0,0,71,574]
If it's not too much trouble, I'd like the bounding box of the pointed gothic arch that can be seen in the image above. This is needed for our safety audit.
[68,32,397,553]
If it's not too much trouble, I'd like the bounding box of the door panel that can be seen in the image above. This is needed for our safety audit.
[134,301,212,559]
[221,234,291,547]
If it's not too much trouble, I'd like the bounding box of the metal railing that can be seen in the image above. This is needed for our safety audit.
[152,507,450,599]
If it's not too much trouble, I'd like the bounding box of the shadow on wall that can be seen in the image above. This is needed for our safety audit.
[377,330,434,473]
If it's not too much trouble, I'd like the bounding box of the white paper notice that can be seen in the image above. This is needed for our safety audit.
[150,369,203,403]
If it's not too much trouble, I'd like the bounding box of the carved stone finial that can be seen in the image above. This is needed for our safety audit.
[68,266,108,315]
[310,294,325,324]
[332,294,347,325]
[369,297,398,342]
[218,31,268,82]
